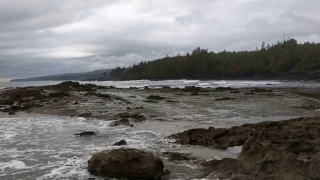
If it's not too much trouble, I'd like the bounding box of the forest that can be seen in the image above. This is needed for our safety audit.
[110,39,320,80]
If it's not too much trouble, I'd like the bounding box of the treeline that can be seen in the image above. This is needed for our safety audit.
[110,39,320,80]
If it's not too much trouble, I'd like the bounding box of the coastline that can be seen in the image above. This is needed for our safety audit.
[1,81,320,179]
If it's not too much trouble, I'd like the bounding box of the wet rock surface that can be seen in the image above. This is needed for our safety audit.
[169,125,252,150]
[147,95,165,100]
[172,116,320,180]
[88,148,164,180]
[114,112,147,122]
[76,110,92,118]
[215,97,235,101]
[74,131,96,136]
[238,116,320,180]
[113,139,127,146]
[203,158,249,179]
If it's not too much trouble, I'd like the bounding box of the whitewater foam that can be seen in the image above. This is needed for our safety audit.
[0,160,27,171]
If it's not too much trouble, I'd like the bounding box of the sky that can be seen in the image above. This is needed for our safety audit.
[1,0,320,80]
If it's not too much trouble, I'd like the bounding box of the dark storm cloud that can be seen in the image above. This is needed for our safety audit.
[0,0,319,80]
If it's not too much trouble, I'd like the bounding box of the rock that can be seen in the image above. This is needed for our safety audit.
[94,93,112,99]
[115,112,146,122]
[155,118,166,121]
[0,99,14,106]
[77,110,92,118]
[215,87,234,91]
[52,81,97,92]
[146,95,165,100]
[56,81,81,88]
[169,120,294,150]
[166,100,178,103]
[8,111,15,115]
[169,126,251,150]
[183,86,202,92]
[74,131,96,136]
[10,105,21,111]
[110,118,133,127]
[48,92,69,98]
[238,116,320,180]
[74,101,79,104]
[144,86,150,90]
[191,92,199,96]
[175,117,320,180]
[126,107,132,110]
[0,88,44,113]
[0,88,43,100]
[230,90,240,93]
[297,92,320,100]
[215,97,235,101]
[162,86,171,90]
[163,169,170,176]
[162,152,196,161]
[113,139,127,146]
[134,106,144,109]
[203,158,249,179]
[131,113,147,122]
[244,92,255,95]
[250,88,273,93]
[88,148,164,180]
[144,100,158,103]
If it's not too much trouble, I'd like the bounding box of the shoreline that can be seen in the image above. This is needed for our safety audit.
[8,78,320,83]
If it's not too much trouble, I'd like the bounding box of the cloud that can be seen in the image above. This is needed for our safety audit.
[0,0,319,78]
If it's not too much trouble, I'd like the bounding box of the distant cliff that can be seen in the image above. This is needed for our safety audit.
[10,69,111,82]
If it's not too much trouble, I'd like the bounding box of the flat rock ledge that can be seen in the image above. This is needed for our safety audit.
[88,148,164,180]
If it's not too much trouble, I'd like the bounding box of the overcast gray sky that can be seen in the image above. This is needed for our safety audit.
[1,0,320,80]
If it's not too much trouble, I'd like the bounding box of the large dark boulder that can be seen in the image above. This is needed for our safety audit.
[88,149,164,179]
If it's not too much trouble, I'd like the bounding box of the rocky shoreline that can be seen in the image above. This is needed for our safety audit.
[1,81,320,179]
[170,116,320,179]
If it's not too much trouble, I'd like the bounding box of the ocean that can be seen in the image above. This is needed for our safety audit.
[0,80,319,179]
